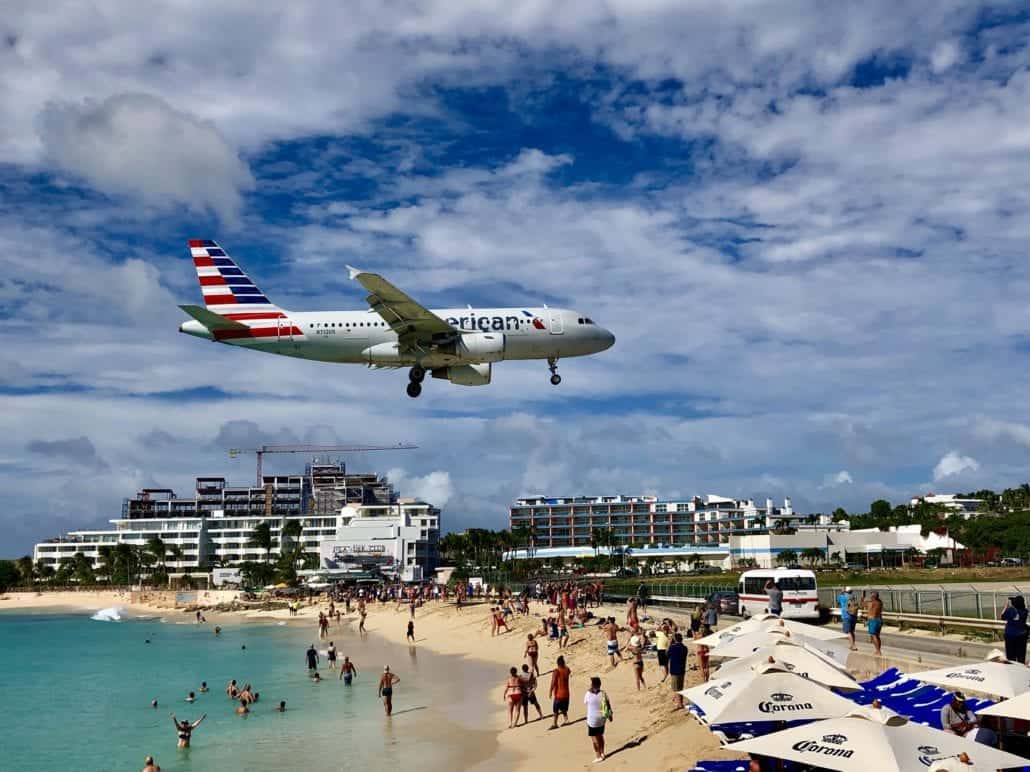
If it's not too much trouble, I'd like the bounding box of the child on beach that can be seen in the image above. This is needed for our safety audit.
[697,645,710,682]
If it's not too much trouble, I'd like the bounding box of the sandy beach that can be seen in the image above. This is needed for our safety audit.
[2,590,745,769]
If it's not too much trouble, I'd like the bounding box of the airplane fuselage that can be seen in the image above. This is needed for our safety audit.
[180,306,615,368]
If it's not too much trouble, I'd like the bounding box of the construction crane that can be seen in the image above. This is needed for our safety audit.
[228,443,417,486]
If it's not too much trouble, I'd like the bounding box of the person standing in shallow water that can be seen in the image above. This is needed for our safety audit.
[169,713,205,748]
[379,665,400,716]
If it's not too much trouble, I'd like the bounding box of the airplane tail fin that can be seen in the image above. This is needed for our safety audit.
[188,240,282,316]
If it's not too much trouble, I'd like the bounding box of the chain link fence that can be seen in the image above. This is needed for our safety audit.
[817,584,1030,620]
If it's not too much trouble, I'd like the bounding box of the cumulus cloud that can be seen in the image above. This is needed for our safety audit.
[933,451,980,482]
[822,470,854,487]
[930,40,961,73]
[386,468,455,508]
[974,417,1030,448]
[38,93,253,224]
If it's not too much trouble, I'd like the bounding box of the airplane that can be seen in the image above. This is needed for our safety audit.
[178,240,615,398]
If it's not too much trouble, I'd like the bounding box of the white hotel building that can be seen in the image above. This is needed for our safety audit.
[33,462,440,579]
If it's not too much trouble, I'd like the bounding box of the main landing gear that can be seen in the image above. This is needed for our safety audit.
[548,357,561,386]
[407,366,426,398]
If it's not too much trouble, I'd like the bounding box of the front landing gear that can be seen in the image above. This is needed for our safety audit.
[406,381,422,398]
[548,358,561,386]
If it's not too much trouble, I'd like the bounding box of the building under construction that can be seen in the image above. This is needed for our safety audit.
[34,460,440,578]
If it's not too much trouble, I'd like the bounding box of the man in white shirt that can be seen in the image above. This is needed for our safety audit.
[940,693,978,736]
[584,676,612,763]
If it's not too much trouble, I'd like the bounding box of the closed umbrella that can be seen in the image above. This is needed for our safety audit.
[906,659,1030,700]
[699,628,852,668]
[680,662,857,724]
[728,710,1028,771]
[714,641,862,691]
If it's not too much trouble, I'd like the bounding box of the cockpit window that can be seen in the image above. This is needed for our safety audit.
[585,318,594,324]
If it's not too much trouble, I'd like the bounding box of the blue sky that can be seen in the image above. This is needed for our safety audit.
[3,1,1030,555]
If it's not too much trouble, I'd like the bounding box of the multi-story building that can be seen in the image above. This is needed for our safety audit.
[34,462,440,579]
[510,494,810,549]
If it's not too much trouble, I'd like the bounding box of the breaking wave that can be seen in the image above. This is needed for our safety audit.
[91,606,126,622]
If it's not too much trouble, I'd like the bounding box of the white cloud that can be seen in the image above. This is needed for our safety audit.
[930,40,961,73]
[974,417,1030,448]
[386,468,455,508]
[38,93,253,224]
[933,451,980,482]
[822,470,854,487]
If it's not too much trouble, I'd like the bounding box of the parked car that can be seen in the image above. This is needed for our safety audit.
[1002,557,1025,567]
[707,590,740,616]
[610,567,638,578]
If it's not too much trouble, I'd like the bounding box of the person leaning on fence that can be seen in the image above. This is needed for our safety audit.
[839,586,859,651]
[764,579,783,616]
[1002,595,1029,664]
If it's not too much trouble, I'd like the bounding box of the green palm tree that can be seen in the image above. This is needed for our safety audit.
[97,545,115,583]
[72,552,96,584]
[146,536,167,582]
[16,555,34,586]
[247,521,274,563]
[280,519,303,554]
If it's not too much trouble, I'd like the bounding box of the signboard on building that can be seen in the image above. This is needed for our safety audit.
[212,568,242,587]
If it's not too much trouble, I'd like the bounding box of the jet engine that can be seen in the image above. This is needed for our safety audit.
[432,363,491,386]
[446,333,505,362]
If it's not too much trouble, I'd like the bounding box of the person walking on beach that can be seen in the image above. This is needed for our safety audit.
[339,656,358,684]
[584,676,613,763]
[379,666,400,716]
[503,666,524,728]
[359,608,367,635]
[520,664,544,722]
[306,643,319,673]
[525,633,540,675]
[1002,595,1029,664]
[549,655,572,729]
[702,601,718,637]
[667,633,688,709]
[629,633,646,690]
[865,590,884,656]
[603,617,624,666]
[327,641,338,670]
[169,713,205,749]
[406,620,415,644]
[839,586,859,651]
[654,622,670,682]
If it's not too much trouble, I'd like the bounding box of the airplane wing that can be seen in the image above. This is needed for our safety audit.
[346,266,456,349]
[179,304,250,331]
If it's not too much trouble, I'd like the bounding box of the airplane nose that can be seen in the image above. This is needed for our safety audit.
[600,329,615,350]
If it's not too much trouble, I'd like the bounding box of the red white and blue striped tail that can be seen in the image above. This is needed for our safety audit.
[188,239,282,318]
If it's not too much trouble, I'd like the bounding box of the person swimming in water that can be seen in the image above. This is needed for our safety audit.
[142,755,160,772]
[379,666,400,716]
[169,713,205,748]
[339,656,358,684]
[226,679,239,699]
[235,701,249,715]
[276,700,287,712]
[186,692,196,703]
[199,682,208,693]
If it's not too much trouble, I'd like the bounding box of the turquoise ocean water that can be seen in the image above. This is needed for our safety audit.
[1,607,500,772]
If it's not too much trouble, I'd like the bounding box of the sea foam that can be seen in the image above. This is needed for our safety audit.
[90,606,126,622]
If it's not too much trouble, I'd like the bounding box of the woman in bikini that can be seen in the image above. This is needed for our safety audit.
[503,666,524,728]
[524,634,540,675]
[169,713,205,748]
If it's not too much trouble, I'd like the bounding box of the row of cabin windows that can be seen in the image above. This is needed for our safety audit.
[309,321,388,329]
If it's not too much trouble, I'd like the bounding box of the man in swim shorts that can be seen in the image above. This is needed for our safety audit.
[339,656,357,684]
[603,617,624,666]
[549,655,571,729]
[379,665,400,716]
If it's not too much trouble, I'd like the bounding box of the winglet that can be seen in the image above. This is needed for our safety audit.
[346,265,362,280]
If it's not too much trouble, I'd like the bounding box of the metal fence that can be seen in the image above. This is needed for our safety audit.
[817,584,1030,620]
[603,581,736,602]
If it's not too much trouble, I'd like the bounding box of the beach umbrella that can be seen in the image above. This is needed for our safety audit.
[680,662,857,724]
[727,710,1029,772]
[973,689,1030,721]
[693,615,847,647]
[698,628,852,668]
[714,641,862,691]
[905,658,1030,699]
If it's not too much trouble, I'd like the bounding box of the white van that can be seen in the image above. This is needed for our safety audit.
[737,567,819,620]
